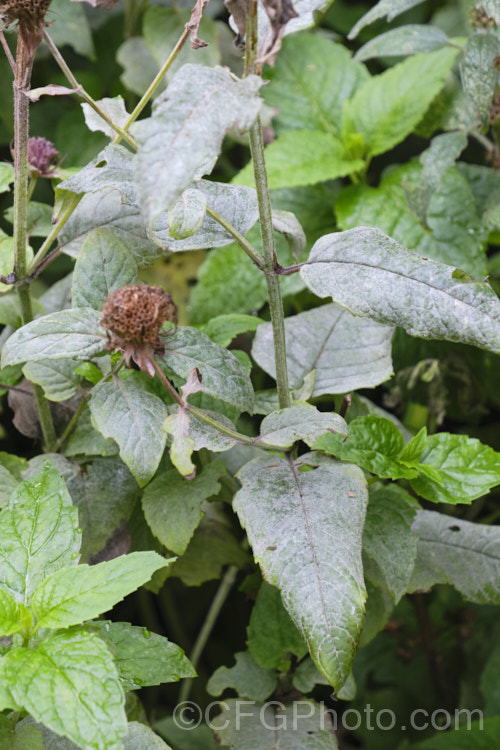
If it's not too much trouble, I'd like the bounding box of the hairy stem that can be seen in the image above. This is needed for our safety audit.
[245,0,291,409]
[28,192,82,273]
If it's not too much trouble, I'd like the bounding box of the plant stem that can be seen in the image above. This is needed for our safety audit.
[245,0,291,409]
[0,27,15,72]
[28,192,82,273]
[206,205,265,269]
[43,31,138,149]
[55,397,87,452]
[13,34,57,452]
[178,564,239,703]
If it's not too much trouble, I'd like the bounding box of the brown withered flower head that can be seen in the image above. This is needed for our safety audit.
[0,0,52,58]
[101,284,177,377]
[27,137,60,177]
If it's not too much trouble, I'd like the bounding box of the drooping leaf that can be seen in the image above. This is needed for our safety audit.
[460,33,500,126]
[257,404,347,450]
[89,376,170,487]
[90,621,195,691]
[252,302,394,396]
[142,461,226,555]
[300,227,500,353]
[354,24,450,61]
[31,551,170,628]
[272,210,306,261]
[1,309,106,366]
[207,651,277,701]
[0,463,80,603]
[0,630,126,750]
[341,48,458,159]
[133,65,262,229]
[22,359,83,402]
[234,456,368,689]
[348,0,429,38]
[409,510,500,603]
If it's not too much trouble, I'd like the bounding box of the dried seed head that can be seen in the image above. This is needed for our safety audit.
[101,284,177,376]
[27,137,60,177]
[0,0,52,56]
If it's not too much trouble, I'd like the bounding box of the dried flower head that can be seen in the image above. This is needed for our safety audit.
[101,284,177,377]
[0,0,52,57]
[27,137,60,177]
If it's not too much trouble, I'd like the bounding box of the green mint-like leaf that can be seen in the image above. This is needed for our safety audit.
[0,462,80,604]
[0,588,32,636]
[201,314,264,348]
[0,463,18,508]
[207,651,277,702]
[349,0,431,39]
[0,629,126,750]
[0,163,14,194]
[354,24,450,62]
[22,358,83,402]
[31,551,171,628]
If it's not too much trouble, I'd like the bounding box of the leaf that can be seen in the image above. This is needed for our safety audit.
[341,48,458,159]
[25,85,78,102]
[117,37,158,98]
[409,510,500,603]
[72,229,140,310]
[31,550,170,628]
[65,409,118,458]
[314,416,417,480]
[348,0,429,38]
[90,621,195,691]
[0,462,80,604]
[460,33,500,126]
[89,377,170,487]
[124,723,173,750]
[0,163,14,194]
[354,25,450,61]
[257,405,347,450]
[413,717,500,749]
[0,630,126,750]
[408,433,500,504]
[165,405,237,455]
[292,657,330,694]
[58,145,136,205]
[363,486,419,603]
[1,308,107,366]
[252,302,394,396]
[235,130,364,189]
[202,314,264,347]
[142,461,226,555]
[156,327,254,413]
[207,651,277,701]
[234,456,368,689]
[81,96,129,139]
[264,33,369,135]
[0,587,31,636]
[49,0,94,58]
[212,699,338,749]
[0,464,18,508]
[133,65,262,228]
[167,188,207,240]
[247,582,306,670]
[300,227,500,353]
[22,359,82,402]
[154,717,217,750]
[272,210,306,261]
[481,0,500,23]
[481,641,500,716]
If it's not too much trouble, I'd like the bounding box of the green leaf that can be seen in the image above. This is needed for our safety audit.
[409,510,500,603]
[167,188,207,240]
[82,97,129,140]
[341,48,458,158]
[49,0,94,58]
[207,651,277,701]
[408,433,500,504]
[292,657,330,694]
[0,587,31,636]
[413,716,500,749]
[0,464,18,508]
[118,37,158,97]
[90,377,170,487]
[314,416,417,479]
[460,33,500,126]
[363,486,419,603]
[0,162,14,194]
[202,314,264,347]
[480,640,500,716]
[155,717,216,750]
[0,462,80,603]
[247,582,307,671]
[349,0,429,38]
[31,551,170,628]
[142,461,226,555]
[59,145,136,205]
[354,24,450,61]
[65,409,118,458]
[133,65,262,228]
[156,327,254,413]
[264,33,369,135]
[212,699,338,749]
[22,359,82,402]
[72,230,140,311]
[257,404,347,450]
[234,456,368,690]
[124,723,173,750]
[252,303,394,396]
[90,621,195,691]
[0,629,126,750]
[1,308,106,366]
[300,227,500,353]
[235,130,364,189]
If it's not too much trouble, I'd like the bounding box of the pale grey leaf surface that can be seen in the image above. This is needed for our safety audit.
[165,407,236,452]
[117,37,158,97]
[234,457,368,689]
[213,699,338,749]
[133,65,263,228]
[0,462,80,604]
[1,309,107,366]
[481,0,500,22]
[207,651,277,701]
[252,303,394,395]
[349,0,428,38]
[90,378,169,487]
[460,34,500,125]
[300,227,500,353]
[0,464,18,508]
[272,210,306,261]
[72,229,139,310]
[65,409,118,458]
[257,405,347,450]
[124,723,172,750]
[354,25,449,61]
[22,359,82,402]
[58,145,136,205]
[409,510,500,603]
[0,630,126,750]
[157,327,254,412]
[167,188,207,240]
[81,97,129,139]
